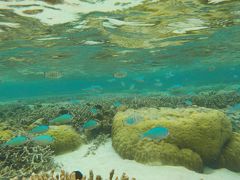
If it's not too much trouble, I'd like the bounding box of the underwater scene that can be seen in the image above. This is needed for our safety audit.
[1,0,240,179]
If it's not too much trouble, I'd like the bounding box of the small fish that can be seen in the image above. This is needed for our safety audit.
[171,84,183,89]
[123,114,143,126]
[141,126,169,141]
[113,71,128,78]
[121,81,126,87]
[83,85,103,93]
[154,82,163,87]
[134,76,145,83]
[208,66,216,72]
[124,117,136,125]
[129,84,135,90]
[90,107,98,115]
[82,119,99,130]
[2,136,28,147]
[29,125,49,134]
[44,71,63,79]
[184,100,193,106]
[113,101,122,108]
[69,99,81,104]
[165,72,174,79]
[49,114,73,125]
[107,78,116,82]
[227,103,240,114]
[233,75,238,79]
[32,135,54,145]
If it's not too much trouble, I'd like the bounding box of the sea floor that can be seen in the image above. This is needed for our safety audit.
[55,139,240,180]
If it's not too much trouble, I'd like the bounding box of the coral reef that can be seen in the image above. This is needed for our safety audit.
[10,169,135,180]
[217,132,240,172]
[112,107,232,171]
[0,91,239,176]
[45,125,83,154]
[226,110,240,133]
[0,142,57,179]
[1,91,240,133]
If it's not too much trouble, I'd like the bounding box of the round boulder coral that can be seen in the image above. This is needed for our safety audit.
[112,107,232,171]
[218,133,240,172]
[45,125,83,154]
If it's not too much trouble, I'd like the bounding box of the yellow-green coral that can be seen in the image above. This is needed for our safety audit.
[0,129,14,142]
[45,125,83,154]
[113,129,203,172]
[112,107,232,171]
[218,133,240,172]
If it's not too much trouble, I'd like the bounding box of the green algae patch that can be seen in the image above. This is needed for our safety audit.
[218,133,240,172]
[112,107,232,171]
[45,125,83,154]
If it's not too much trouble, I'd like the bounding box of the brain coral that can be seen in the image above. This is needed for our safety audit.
[112,107,232,171]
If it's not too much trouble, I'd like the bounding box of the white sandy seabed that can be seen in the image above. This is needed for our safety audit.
[55,139,240,180]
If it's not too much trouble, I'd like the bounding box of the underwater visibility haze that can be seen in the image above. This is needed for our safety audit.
[0,0,240,179]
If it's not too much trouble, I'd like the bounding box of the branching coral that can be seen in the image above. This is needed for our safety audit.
[0,142,58,179]
[11,169,135,180]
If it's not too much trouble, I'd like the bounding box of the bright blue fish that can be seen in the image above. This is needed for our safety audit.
[113,101,122,108]
[227,103,240,114]
[90,107,98,115]
[83,85,103,93]
[123,114,143,126]
[69,99,81,104]
[29,125,49,134]
[134,76,145,83]
[32,135,54,145]
[171,84,183,89]
[141,126,169,141]
[184,100,193,106]
[50,114,73,125]
[2,136,28,147]
[82,119,99,130]
[124,117,136,125]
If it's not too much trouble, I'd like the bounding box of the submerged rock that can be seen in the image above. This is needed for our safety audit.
[112,107,232,172]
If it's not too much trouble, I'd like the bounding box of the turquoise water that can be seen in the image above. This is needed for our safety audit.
[1,0,240,179]
[0,0,240,101]
[0,24,240,100]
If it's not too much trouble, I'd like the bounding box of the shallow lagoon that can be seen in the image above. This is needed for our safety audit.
[0,0,240,179]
